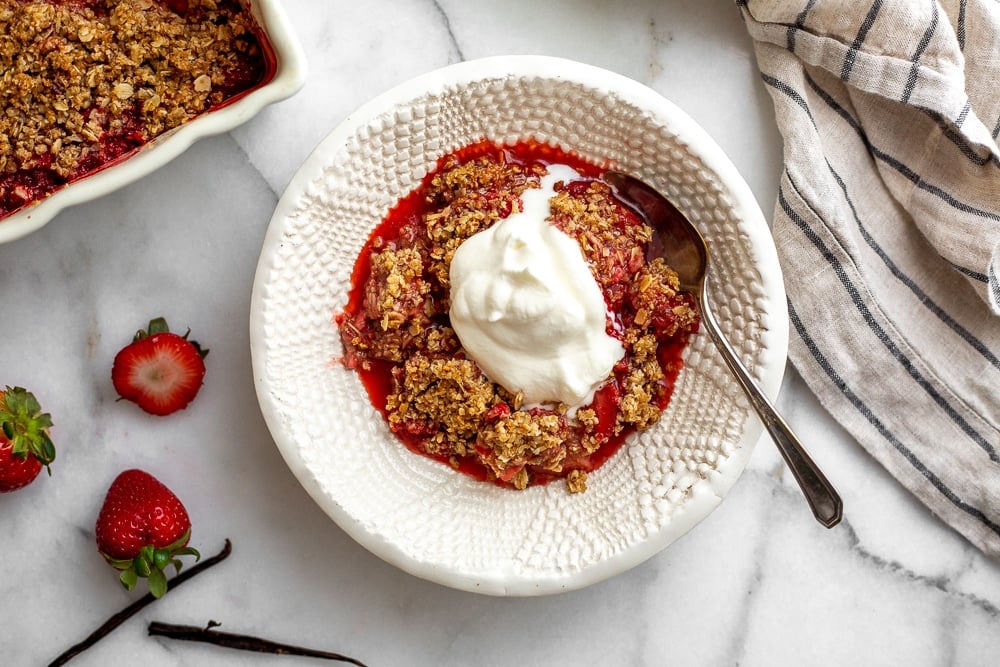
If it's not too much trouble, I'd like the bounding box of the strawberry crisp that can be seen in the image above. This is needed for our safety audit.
[338,141,699,493]
[0,0,270,219]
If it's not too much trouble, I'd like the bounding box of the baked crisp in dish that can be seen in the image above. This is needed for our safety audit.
[0,0,270,219]
[338,141,699,492]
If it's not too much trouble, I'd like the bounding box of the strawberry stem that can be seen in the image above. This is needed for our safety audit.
[102,527,200,598]
[146,317,170,336]
[0,385,55,469]
[48,539,232,667]
[130,317,209,357]
[147,620,368,665]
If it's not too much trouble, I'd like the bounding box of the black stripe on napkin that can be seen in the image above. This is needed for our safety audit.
[991,262,1000,306]
[958,0,968,51]
[917,109,999,168]
[901,1,937,104]
[786,0,818,53]
[951,261,990,283]
[841,0,884,81]
[956,101,971,128]
[779,181,1000,463]
[761,74,815,125]
[788,301,1000,537]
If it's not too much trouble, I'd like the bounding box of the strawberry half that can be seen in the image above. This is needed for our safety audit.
[0,386,55,493]
[112,317,208,416]
[96,469,200,598]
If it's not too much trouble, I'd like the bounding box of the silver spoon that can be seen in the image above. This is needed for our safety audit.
[605,171,843,529]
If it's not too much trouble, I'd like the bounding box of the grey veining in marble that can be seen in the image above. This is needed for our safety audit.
[3,1,998,665]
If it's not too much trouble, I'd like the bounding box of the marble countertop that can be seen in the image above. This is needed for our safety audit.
[3,1,998,665]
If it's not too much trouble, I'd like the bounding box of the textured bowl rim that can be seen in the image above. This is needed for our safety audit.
[0,0,308,245]
[250,55,788,596]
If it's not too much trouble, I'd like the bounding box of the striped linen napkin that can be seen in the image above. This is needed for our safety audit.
[738,0,1000,558]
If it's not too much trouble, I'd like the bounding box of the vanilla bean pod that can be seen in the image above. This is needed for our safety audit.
[148,620,368,666]
[48,539,233,667]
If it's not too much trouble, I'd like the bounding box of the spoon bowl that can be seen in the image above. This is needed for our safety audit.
[606,170,843,528]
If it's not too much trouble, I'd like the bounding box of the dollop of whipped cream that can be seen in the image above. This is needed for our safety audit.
[449,164,625,409]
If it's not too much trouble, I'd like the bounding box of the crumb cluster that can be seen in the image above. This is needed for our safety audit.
[339,147,698,492]
[0,0,265,216]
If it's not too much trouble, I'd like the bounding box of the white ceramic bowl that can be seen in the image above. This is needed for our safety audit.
[250,56,788,596]
[0,0,307,245]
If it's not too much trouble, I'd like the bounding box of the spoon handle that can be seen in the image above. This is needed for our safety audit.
[699,286,843,528]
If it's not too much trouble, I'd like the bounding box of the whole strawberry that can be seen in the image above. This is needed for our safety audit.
[0,386,55,493]
[96,469,200,598]
[112,317,208,416]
